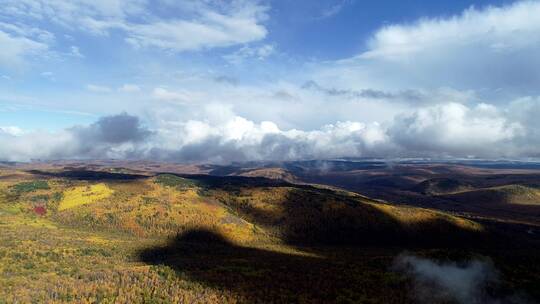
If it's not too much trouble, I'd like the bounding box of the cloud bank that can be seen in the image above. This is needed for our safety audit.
[2,98,540,163]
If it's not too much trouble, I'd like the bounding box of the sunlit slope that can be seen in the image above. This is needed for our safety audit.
[442,184,540,206]
[53,175,260,242]
[208,184,482,246]
[413,178,474,195]
[58,183,113,211]
[0,171,482,246]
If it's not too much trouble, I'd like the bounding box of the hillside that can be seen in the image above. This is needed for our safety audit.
[1,167,539,303]
[0,169,483,246]
[234,167,297,183]
[413,178,474,195]
[442,184,540,206]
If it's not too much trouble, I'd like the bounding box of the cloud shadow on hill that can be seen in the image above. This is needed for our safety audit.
[137,176,498,302]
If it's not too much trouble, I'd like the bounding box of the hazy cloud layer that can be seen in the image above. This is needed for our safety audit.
[2,99,540,162]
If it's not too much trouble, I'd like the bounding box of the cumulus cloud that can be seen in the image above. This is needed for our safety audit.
[0,111,389,162]
[3,99,540,163]
[2,1,540,162]
[314,1,540,100]
[389,102,522,157]
[149,118,390,163]
[72,113,151,144]
[0,113,151,161]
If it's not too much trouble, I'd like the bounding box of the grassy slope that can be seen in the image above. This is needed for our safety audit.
[442,184,540,205]
[0,169,539,303]
[414,178,474,195]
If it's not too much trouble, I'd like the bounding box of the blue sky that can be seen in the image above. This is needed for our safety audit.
[1,0,540,162]
[268,0,514,59]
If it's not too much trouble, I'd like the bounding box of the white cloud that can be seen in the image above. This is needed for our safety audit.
[224,44,275,64]
[394,254,499,304]
[1,0,268,52]
[0,0,146,32]
[118,84,141,93]
[40,71,55,81]
[152,87,202,104]
[86,84,112,93]
[0,126,24,136]
[319,0,353,19]
[3,99,540,162]
[0,30,48,68]
[389,102,522,157]
[0,21,55,43]
[361,1,540,61]
[2,0,540,162]
[126,7,268,52]
[314,1,540,99]
[69,46,84,58]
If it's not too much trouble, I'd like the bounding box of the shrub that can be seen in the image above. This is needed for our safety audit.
[154,174,197,190]
[10,181,49,193]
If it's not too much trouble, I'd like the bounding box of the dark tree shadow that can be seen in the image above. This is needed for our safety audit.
[135,175,509,302]
[27,169,536,302]
[138,229,414,303]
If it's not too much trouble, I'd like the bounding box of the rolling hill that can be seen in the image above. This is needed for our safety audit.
[1,166,539,303]
[413,178,474,195]
[0,169,483,246]
[441,184,540,206]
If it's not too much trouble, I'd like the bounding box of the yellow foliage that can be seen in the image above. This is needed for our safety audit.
[58,184,113,211]
[371,202,483,231]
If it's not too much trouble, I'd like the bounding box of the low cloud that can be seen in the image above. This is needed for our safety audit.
[0,113,152,161]
[389,102,522,157]
[302,81,475,105]
[302,80,425,102]
[3,99,540,162]
[394,254,530,304]
[72,113,151,144]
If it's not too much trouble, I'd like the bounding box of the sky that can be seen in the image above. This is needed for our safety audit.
[1,0,540,162]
